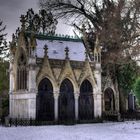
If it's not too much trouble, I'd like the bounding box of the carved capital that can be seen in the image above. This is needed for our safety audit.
[53,93,59,99]
[74,93,79,100]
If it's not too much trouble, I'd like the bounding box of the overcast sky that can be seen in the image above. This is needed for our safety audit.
[0,0,73,41]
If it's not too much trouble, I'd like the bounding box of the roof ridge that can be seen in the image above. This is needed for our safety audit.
[25,32,82,42]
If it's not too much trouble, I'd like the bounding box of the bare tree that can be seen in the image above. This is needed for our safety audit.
[40,0,140,65]
[39,0,140,97]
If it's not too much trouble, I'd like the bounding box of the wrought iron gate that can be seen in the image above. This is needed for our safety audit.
[37,78,54,121]
[59,79,75,121]
[79,80,94,120]
[104,88,115,111]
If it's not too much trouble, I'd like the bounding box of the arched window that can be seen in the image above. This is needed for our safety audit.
[17,52,27,90]
[59,79,75,121]
[104,88,115,111]
[37,78,54,121]
[79,80,94,120]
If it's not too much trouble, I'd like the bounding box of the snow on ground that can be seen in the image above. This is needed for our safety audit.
[0,121,140,140]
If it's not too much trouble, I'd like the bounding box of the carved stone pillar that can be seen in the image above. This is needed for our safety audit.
[28,57,36,93]
[28,94,36,119]
[74,93,79,121]
[9,62,14,93]
[94,93,102,118]
[9,61,15,118]
[54,93,59,121]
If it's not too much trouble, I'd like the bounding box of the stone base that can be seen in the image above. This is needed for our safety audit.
[10,93,36,119]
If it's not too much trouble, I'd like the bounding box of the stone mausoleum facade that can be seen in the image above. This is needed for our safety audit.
[9,28,120,121]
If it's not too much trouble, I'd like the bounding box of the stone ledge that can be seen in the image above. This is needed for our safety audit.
[10,93,36,100]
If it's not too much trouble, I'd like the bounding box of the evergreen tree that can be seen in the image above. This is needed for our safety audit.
[134,78,140,105]
[0,19,8,60]
[0,19,9,118]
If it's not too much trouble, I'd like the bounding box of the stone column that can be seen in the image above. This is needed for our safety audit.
[94,93,102,118]
[28,94,36,119]
[28,57,37,119]
[54,93,59,121]
[74,93,79,121]
[28,57,37,93]
[9,61,15,118]
[94,63,102,118]
[9,62,14,93]
[9,95,13,118]
[116,94,120,112]
[28,68,36,92]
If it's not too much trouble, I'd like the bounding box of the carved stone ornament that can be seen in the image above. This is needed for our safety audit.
[20,8,58,35]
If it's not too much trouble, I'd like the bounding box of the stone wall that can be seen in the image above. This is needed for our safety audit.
[10,93,36,119]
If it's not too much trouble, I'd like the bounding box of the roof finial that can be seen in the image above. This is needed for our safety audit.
[85,50,89,61]
[20,15,26,30]
[65,47,69,59]
[44,44,48,57]
[12,34,16,42]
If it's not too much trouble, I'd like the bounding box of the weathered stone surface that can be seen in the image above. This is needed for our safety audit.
[9,31,120,121]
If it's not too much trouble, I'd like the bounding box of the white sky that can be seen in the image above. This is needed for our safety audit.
[0,0,74,42]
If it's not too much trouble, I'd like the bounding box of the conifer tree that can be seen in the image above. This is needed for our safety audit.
[0,19,8,60]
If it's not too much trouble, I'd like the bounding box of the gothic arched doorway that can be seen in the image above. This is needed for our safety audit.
[59,79,75,121]
[104,88,115,111]
[79,80,94,120]
[37,78,54,121]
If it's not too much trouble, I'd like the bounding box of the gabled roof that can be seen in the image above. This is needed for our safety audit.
[30,33,87,61]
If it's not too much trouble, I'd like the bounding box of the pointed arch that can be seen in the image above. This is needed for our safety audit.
[58,60,78,93]
[15,46,27,64]
[37,75,57,92]
[80,79,93,93]
[36,56,58,92]
[59,78,75,121]
[79,79,94,120]
[104,87,115,111]
[36,78,54,121]
[59,76,78,93]
[78,61,97,88]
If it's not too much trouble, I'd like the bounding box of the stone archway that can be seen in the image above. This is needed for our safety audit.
[104,88,115,111]
[59,79,75,121]
[37,78,54,121]
[79,80,94,120]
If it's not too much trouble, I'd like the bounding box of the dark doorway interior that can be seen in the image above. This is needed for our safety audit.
[37,78,54,121]
[79,80,94,120]
[59,79,75,121]
[104,88,115,111]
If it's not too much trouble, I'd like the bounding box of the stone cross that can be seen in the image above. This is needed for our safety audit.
[44,44,48,57]
[85,50,88,61]
[65,47,69,59]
